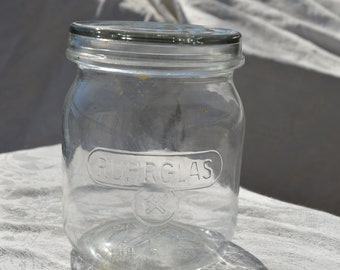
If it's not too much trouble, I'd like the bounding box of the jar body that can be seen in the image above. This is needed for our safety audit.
[62,66,245,268]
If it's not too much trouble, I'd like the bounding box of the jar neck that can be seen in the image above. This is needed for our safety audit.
[67,34,244,77]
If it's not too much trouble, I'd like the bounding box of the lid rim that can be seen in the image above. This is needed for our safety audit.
[69,21,242,46]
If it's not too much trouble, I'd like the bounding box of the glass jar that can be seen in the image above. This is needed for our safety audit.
[63,21,245,270]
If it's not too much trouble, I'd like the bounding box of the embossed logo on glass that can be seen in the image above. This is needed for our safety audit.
[87,148,223,225]
[87,148,223,190]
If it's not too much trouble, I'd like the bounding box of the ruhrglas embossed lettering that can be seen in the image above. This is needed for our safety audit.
[87,148,223,190]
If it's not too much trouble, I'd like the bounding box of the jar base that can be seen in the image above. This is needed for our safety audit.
[71,235,267,270]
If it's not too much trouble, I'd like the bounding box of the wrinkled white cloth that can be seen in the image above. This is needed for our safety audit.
[120,0,340,78]
[0,144,339,269]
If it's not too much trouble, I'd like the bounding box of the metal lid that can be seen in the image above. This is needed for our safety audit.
[70,21,241,46]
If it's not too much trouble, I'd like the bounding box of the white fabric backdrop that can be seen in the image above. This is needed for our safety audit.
[0,145,339,269]
[120,0,340,78]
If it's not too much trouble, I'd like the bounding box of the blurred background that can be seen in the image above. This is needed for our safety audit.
[1,0,339,215]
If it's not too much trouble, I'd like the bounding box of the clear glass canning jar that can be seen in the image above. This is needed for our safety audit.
[63,21,245,270]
